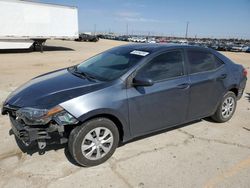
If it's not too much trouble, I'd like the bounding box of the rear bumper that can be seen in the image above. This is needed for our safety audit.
[237,77,247,100]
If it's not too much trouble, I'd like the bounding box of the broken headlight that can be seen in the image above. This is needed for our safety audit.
[53,110,78,126]
[16,106,78,126]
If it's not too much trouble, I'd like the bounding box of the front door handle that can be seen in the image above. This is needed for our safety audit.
[177,83,190,89]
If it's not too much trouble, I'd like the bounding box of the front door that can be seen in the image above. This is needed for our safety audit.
[127,50,189,136]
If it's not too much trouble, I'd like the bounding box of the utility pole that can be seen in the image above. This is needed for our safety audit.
[126,23,129,36]
[94,24,96,35]
[185,21,189,39]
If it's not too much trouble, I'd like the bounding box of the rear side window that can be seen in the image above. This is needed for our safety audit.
[187,50,223,74]
[138,50,184,81]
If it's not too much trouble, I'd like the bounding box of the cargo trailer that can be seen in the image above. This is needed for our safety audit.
[0,0,79,51]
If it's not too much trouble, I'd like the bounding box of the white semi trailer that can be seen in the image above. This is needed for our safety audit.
[0,0,79,51]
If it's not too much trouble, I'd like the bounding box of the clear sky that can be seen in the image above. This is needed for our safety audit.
[38,0,250,39]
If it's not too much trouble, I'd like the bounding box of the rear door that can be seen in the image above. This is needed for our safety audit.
[185,49,226,120]
[127,50,190,136]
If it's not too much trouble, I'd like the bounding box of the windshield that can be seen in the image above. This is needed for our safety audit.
[76,49,145,81]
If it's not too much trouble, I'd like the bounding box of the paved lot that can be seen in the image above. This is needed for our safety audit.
[0,39,250,188]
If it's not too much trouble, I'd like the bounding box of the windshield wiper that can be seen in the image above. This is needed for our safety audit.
[79,71,98,81]
[69,66,98,81]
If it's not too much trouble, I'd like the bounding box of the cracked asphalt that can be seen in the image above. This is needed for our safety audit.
[0,39,250,188]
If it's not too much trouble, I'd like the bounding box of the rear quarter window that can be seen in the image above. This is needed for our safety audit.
[187,50,223,74]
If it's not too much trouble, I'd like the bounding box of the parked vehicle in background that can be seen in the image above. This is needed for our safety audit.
[170,39,188,45]
[0,0,78,51]
[2,44,247,167]
[156,38,168,43]
[242,46,250,52]
[128,37,136,42]
[105,35,116,40]
[231,44,245,52]
[75,33,99,42]
[217,43,228,51]
[147,38,156,43]
[116,36,129,41]
[128,37,147,43]
[94,34,250,53]
[207,42,219,50]
[188,42,200,47]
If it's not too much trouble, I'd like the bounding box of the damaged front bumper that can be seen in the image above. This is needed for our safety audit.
[2,104,78,150]
[9,116,67,149]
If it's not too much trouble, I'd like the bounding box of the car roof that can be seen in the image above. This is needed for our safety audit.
[114,43,209,53]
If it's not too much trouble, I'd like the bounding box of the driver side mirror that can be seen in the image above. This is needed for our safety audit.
[132,75,154,87]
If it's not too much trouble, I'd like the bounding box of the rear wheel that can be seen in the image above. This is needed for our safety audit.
[211,91,237,122]
[68,118,119,167]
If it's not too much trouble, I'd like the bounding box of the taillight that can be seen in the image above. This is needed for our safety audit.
[243,68,248,77]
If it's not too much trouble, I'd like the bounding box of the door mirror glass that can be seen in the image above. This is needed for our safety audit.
[133,75,154,87]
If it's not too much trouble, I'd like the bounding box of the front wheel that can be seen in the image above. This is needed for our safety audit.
[211,91,237,123]
[68,118,119,167]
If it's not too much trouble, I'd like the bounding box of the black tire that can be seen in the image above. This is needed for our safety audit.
[68,118,119,167]
[211,91,237,123]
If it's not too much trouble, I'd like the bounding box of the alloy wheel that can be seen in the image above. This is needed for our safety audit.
[221,96,235,119]
[81,127,114,160]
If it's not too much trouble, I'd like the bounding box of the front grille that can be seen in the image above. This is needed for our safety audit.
[10,116,51,142]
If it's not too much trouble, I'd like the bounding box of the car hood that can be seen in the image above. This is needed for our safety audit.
[4,69,107,109]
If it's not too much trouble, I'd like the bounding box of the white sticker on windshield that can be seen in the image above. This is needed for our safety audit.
[130,50,149,56]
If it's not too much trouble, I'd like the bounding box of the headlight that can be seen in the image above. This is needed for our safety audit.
[16,106,78,125]
[53,110,78,125]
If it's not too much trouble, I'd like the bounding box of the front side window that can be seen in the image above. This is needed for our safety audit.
[137,50,184,81]
[187,50,223,74]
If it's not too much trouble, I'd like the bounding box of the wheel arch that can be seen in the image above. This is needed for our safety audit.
[229,87,238,97]
[77,109,130,142]
[212,85,239,115]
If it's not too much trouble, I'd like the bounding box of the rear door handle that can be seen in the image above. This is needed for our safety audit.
[218,74,227,80]
[177,83,190,89]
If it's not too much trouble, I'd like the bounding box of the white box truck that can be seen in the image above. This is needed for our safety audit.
[0,0,79,51]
